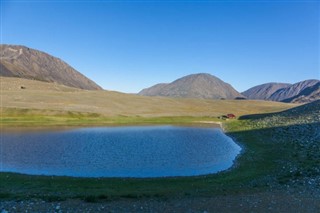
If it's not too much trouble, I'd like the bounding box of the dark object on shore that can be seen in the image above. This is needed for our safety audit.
[235,97,246,100]
[227,114,236,119]
[20,86,26,89]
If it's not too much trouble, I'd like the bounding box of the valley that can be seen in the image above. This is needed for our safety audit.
[0,45,319,212]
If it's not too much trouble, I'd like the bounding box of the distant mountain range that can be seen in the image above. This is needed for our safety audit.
[0,44,102,90]
[282,82,320,103]
[243,80,320,103]
[139,73,244,100]
[139,74,319,103]
[1,44,318,103]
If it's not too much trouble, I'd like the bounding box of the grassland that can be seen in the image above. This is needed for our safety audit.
[1,77,296,120]
[1,77,319,206]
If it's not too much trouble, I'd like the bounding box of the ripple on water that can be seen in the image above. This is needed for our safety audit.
[0,126,241,177]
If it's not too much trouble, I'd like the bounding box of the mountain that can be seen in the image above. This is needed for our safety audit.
[282,82,320,103]
[0,44,102,90]
[242,80,320,103]
[139,73,244,99]
[269,79,319,102]
[242,83,291,100]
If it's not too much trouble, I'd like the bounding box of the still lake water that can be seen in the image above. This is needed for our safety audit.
[0,126,241,178]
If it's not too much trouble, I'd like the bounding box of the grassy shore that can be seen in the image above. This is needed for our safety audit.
[2,111,318,203]
[0,108,221,128]
[0,120,261,202]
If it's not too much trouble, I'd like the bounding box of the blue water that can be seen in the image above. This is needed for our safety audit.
[0,126,241,178]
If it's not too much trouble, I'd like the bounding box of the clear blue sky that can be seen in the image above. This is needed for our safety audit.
[1,0,319,93]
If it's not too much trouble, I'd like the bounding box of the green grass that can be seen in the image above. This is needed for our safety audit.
[0,108,222,127]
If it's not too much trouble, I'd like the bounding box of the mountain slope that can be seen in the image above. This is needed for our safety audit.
[0,44,102,90]
[242,83,291,100]
[139,73,244,99]
[282,82,320,103]
[139,83,168,96]
[269,79,319,102]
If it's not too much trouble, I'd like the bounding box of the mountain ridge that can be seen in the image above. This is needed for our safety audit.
[243,80,320,103]
[269,79,319,102]
[242,83,291,100]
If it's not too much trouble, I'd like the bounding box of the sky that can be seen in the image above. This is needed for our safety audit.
[1,0,319,93]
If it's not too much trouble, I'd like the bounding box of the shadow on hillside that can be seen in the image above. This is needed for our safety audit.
[226,121,320,182]
[239,100,319,120]
[238,112,278,120]
[227,121,320,136]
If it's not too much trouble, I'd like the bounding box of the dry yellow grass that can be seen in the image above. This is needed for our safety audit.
[1,77,298,117]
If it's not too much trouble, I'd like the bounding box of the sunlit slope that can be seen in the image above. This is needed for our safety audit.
[1,77,298,117]
[0,44,102,90]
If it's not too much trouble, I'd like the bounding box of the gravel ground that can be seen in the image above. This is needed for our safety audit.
[1,188,320,213]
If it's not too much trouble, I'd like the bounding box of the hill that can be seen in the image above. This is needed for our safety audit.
[0,44,102,90]
[139,73,244,99]
[281,99,320,120]
[242,83,291,100]
[254,99,320,126]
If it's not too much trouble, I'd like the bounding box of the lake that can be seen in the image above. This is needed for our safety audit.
[0,126,241,178]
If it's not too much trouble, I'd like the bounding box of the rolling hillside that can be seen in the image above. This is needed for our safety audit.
[0,77,296,118]
[0,44,102,90]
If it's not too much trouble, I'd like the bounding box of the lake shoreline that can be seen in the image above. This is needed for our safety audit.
[1,125,240,178]
[1,116,319,211]
[0,120,223,132]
